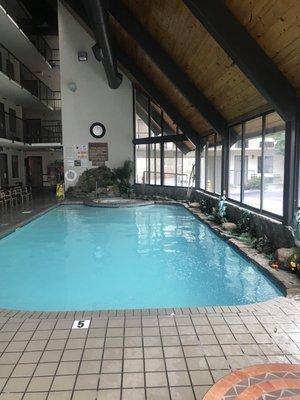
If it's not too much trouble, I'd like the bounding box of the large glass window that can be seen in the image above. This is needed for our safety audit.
[135,144,148,184]
[215,134,222,195]
[135,91,149,139]
[200,144,206,190]
[199,133,222,194]
[228,124,242,201]
[149,143,161,185]
[262,112,285,215]
[164,142,176,186]
[229,112,285,216]
[206,134,215,192]
[150,102,161,137]
[177,149,195,187]
[243,117,262,209]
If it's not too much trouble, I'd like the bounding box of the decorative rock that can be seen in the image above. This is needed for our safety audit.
[222,222,237,231]
[275,247,300,264]
[189,202,200,208]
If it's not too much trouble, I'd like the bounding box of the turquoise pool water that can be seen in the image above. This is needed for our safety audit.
[0,205,283,311]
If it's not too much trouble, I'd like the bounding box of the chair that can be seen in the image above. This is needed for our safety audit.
[22,186,33,202]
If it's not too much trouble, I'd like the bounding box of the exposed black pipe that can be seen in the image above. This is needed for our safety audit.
[84,0,122,89]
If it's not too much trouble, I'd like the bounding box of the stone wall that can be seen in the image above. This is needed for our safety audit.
[134,184,294,249]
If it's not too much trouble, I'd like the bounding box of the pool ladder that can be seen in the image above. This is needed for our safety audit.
[186,164,195,201]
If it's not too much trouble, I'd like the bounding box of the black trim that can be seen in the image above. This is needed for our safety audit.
[133,134,188,145]
[90,122,106,139]
[117,48,202,146]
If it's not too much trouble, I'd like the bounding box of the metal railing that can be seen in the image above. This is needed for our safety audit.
[138,171,190,187]
[48,49,60,68]
[0,0,59,65]
[0,111,25,142]
[0,43,61,110]
[0,111,62,143]
[25,120,62,144]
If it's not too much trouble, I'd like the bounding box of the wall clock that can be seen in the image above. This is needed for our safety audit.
[90,122,106,139]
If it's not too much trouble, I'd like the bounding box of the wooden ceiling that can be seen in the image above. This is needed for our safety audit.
[110,0,300,136]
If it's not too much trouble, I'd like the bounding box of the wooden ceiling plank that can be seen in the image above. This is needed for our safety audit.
[109,0,228,135]
[183,0,297,121]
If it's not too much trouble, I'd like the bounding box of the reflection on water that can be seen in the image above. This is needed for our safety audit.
[0,205,282,311]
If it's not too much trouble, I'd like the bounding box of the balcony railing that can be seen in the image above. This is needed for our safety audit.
[0,0,59,66]
[0,111,62,144]
[0,43,61,110]
[0,111,25,142]
[25,119,62,144]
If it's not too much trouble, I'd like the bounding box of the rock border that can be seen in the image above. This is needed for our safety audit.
[184,202,300,298]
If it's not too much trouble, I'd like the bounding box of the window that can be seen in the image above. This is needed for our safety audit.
[243,117,262,209]
[150,102,161,137]
[228,124,242,201]
[12,155,19,178]
[200,144,206,190]
[257,156,273,174]
[215,135,222,195]
[235,139,249,148]
[262,112,285,216]
[9,108,16,133]
[135,91,149,139]
[229,112,285,216]
[205,135,214,192]
[135,144,148,184]
[164,142,176,186]
[199,133,222,194]
[134,87,195,187]
[149,143,161,185]
[0,102,5,138]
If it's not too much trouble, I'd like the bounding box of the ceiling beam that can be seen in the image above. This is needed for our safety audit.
[133,134,188,145]
[116,47,202,146]
[108,1,228,135]
[183,0,297,122]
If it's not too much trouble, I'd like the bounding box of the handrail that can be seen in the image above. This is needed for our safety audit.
[0,110,62,144]
[0,0,57,64]
[0,42,60,109]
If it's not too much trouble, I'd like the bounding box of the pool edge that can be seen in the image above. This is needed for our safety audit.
[0,200,299,316]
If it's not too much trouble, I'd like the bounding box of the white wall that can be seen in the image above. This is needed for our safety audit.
[58,2,133,188]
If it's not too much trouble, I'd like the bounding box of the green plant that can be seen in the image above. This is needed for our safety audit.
[76,166,115,193]
[236,210,252,234]
[113,160,134,183]
[238,232,254,246]
[252,235,273,254]
[113,160,134,197]
[244,176,261,190]
[289,209,300,247]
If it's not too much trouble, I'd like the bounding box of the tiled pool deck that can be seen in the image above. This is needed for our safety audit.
[0,198,300,399]
[0,298,300,399]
